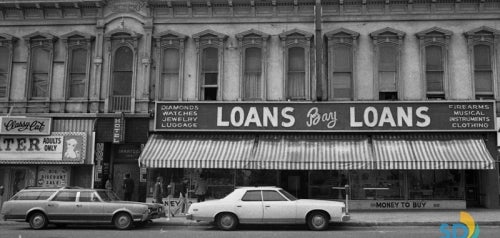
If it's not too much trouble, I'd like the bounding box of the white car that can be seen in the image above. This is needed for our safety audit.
[186,186,349,231]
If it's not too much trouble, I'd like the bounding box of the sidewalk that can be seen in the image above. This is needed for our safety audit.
[2,209,500,227]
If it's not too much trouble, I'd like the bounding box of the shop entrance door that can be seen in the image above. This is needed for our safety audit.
[465,170,480,207]
[280,171,308,199]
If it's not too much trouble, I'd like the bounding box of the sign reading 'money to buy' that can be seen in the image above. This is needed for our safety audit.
[154,101,495,132]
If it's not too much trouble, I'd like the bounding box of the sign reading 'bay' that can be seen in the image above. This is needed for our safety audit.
[154,101,495,132]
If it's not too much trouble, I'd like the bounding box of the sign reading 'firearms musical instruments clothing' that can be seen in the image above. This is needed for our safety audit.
[154,101,495,132]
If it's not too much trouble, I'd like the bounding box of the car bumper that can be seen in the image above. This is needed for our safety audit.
[341,214,350,222]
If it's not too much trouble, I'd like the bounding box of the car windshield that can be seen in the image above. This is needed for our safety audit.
[279,189,298,201]
[97,190,121,202]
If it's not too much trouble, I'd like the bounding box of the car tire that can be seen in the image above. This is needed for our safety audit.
[113,212,133,230]
[307,211,329,231]
[216,213,238,231]
[29,212,48,230]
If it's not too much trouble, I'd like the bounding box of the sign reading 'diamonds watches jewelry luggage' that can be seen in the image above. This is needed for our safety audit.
[154,101,495,132]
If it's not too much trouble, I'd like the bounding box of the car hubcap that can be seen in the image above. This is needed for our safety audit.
[221,216,234,228]
[32,215,44,228]
[117,216,130,227]
[312,215,325,228]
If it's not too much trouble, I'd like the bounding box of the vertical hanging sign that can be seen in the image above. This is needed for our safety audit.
[112,113,126,144]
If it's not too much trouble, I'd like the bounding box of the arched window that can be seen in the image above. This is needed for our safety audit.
[154,30,186,101]
[326,28,359,101]
[370,28,405,100]
[417,27,452,100]
[244,47,262,100]
[69,48,88,98]
[465,26,500,100]
[31,47,50,98]
[279,29,313,101]
[201,47,219,100]
[287,47,305,99]
[193,30,227,101]
[0,47,9,98]
[236,29,269,101]
[112,46,133,96]
[162,48,180,100]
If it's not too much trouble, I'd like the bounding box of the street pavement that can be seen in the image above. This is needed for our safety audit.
[3,209,499,227]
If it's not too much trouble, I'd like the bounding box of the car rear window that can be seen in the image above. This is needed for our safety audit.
[11,191,55,201]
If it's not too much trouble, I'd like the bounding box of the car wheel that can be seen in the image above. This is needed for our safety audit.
[29,212,48,230]
[216,213,238,231]
[307,211,329,231]
[113,212,133,230]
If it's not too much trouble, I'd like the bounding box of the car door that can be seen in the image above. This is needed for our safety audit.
[234,190,263,224]
[75,191,105,223]
[262,190,296,224]
[46,191,78,222]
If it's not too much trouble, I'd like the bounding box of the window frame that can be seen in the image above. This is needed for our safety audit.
[104,29,142,112]
[370,27,405,100]
[61,31,94,101]
[325,28,359,101]
[154,30,187,101]
[417,27,452,100]
[193,30,228,101]
[0,34,17,101]
[23,32,57,101]
[236,29,270,101]
[279,29,313,101]
[465,26,500,100]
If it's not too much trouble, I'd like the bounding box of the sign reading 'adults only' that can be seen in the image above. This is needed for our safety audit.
[154,101,495,132]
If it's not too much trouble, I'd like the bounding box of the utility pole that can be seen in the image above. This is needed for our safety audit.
[315,0,323,101]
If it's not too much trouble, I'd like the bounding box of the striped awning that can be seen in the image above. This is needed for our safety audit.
[138,134,255,169]
[373,134,495,170]
[250,134,374,170]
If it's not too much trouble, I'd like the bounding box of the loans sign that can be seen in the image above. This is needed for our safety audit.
[154,101,495,132]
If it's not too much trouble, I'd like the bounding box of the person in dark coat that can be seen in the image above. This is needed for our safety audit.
[153,177,164,204]
[122,173,134,201]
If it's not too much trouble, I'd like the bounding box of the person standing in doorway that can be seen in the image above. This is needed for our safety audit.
[153,177,164,204]
[122,173,134,201]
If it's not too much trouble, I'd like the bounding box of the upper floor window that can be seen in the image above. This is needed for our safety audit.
[370,28,405,100]
[236,29,270,101]
[0,34,17,99]
[279,29,313,100]
[325,28,359,101]
[417,27,452,100]
[465,27,500,100]
[154,30,187,101]
[23,32,57,100]
[61,31,94,100]
[104,30,141,112]
[193,30,228,101]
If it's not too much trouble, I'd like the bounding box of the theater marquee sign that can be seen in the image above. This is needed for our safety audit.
[154,101,495,132]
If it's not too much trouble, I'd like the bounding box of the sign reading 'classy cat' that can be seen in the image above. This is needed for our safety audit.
[154,101,495,132]
[0,117,51,135]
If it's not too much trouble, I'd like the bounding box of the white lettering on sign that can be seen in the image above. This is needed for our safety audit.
[306,107,338,128]
[217,107,295,128]
[350,106,430,128]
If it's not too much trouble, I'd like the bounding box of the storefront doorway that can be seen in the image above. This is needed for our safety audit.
[113,164,140,201]
[280,171,308,199]
[465,170,480,207]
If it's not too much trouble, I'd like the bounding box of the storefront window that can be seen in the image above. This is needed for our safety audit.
[309,170,348,200]
[408,170,463,200]
[236,170,278,186]
[350,170,404,200]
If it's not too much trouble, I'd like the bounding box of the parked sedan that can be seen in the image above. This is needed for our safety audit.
[0,187,163,230]
[186,186,349,231]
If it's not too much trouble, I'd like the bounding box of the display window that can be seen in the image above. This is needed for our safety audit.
[309,170,348,200]
[408,170,463,200]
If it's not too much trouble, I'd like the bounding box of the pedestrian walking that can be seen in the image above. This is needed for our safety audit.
[195,175,208,202]
[153,177,164,204]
